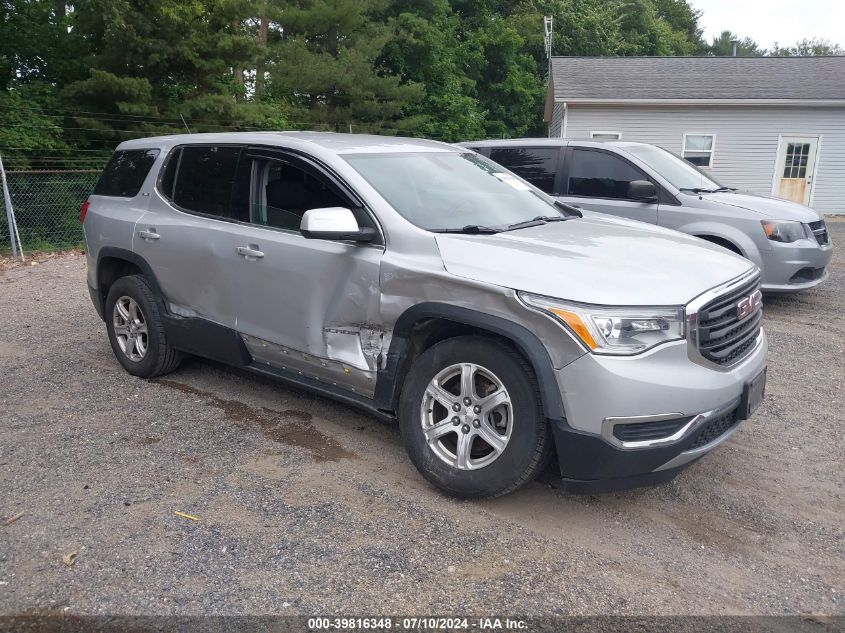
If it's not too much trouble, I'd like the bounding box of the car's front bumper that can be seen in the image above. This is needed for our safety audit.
[549,330,767,491]
[760,239,832,292]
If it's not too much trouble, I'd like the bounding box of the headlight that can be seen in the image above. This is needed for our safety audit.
[519,292,685,355]
[761,220,807,243]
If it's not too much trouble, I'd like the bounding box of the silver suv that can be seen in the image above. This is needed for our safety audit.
[462,139,832,292]
[83,132,768,498]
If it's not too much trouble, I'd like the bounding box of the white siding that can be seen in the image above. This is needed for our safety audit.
[564,105,845,215]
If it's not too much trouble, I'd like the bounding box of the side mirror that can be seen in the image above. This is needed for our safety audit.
[300,207,376,243]
[628,180,658,201]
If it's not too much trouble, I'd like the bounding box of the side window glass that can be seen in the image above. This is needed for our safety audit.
[93,149,160,197]
[489,147,559,193]
[250,159,349,232]
[173,146,241,218]
[568,149,648,200]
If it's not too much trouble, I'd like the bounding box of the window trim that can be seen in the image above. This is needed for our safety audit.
[681,133,716,168]
[589,131,622,141]
[563,146,664,203]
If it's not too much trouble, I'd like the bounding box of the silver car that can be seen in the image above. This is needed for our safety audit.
[83,132,767,498]
[462,139,833,292]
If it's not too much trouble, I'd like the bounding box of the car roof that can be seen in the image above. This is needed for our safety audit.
[459,138,652,150]
[117,131,459,155]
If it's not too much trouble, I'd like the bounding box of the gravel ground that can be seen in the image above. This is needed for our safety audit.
[0,222,843,617]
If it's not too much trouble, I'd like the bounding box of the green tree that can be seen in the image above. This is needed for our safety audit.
[770,38,844,56]
[707,30,764,57]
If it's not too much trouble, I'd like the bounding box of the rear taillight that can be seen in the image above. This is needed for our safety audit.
[79,199,90,223]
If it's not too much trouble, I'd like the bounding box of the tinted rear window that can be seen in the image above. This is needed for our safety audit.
[93,149,160,197]
[489,147,559,193]
[172,146,241,218]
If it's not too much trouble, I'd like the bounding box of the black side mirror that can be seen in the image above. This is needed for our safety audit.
[628,180,658,201]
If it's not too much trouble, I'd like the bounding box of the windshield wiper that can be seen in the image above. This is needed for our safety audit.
[680,186,736,194]
[431,224,500,234]
[505,215,570,231]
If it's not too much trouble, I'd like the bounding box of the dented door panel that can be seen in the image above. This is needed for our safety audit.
[228,222,384,394]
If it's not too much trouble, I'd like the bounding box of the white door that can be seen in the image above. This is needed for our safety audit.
[773,136,819,205]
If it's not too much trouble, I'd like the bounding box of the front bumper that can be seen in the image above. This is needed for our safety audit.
[760,238,832,292]
[550,330,767,491]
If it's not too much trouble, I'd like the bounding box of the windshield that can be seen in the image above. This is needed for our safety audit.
[344,152,567,231]
[622,144,723,191]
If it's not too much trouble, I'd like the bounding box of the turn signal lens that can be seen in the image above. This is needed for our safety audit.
[548,308,598,350]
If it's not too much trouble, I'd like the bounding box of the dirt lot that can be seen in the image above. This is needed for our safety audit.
[1,222,843,618]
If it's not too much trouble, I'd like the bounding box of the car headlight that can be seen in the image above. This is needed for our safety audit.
[519,292,685,355]
[761,220,808,243]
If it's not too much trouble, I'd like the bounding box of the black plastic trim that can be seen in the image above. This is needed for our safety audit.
[374,303,565,420]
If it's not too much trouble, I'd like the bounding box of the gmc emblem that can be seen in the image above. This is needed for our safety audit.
[736,290,763,319]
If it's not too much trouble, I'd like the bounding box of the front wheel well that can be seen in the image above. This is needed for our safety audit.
[384,317,543,417]
[696,234,743,256]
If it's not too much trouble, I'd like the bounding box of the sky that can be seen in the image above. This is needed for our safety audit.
[691,0,845,48]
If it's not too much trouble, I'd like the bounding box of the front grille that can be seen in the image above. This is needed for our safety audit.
[688,410,739,450]
[808,220,829,246]
[696,275,762,366]
[612,416,693,443]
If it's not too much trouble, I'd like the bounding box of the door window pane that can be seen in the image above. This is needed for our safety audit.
[173,146,241,218]
[567,149,649,199]
[251,160,348,231]
[682,134,715,167]
[783,143,810,178]
[93,149,160,197]
[488,147,559,193]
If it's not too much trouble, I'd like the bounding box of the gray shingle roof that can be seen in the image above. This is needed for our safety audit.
[549,56,845,102]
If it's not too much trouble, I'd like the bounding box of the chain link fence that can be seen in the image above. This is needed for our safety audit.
[1,153,109,255]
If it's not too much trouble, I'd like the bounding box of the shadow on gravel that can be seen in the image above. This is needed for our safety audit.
[153,378,357,463]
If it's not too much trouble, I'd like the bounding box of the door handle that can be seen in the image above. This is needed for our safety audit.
[236,245,264,259]
[138,229,160,241]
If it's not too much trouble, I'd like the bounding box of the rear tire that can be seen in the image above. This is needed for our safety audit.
[105,275,182,378]
[398,336,551,499]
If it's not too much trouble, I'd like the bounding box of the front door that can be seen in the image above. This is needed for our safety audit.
[773,136,819,205]
[225,149,384,392]
[556,147,659,224]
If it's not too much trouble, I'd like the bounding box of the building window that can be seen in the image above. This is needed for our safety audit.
[682,134,715,167]
[590,131,622,140]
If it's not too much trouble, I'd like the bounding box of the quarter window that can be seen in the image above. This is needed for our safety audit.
[172,146,241,218]
[488,147,559,193]
[567,149,649,200]
[93,149,160,197]
[682,134,715,167]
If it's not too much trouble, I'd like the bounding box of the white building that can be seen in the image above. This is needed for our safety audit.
[545,56,845,215]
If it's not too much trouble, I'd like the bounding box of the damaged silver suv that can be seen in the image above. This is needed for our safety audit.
[83,132,767,498]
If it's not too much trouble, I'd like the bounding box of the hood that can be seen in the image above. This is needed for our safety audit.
[435,214,755,306]
[691,191,822,222]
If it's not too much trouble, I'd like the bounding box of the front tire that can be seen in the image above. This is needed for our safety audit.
[398,336,551,499]
[105,275,182,378]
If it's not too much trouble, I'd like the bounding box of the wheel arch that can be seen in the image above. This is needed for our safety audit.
[94,247,166,320]
[374,303,565,421]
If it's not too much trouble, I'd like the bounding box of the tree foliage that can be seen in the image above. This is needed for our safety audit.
[1,0,840,151]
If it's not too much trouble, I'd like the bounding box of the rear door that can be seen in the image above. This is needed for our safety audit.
[133,144,244,328]
[556,147,658,224]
